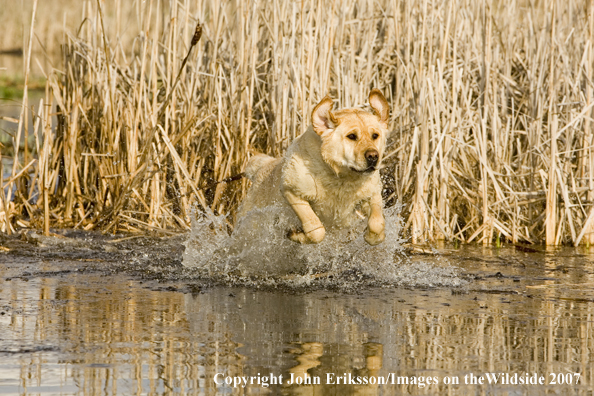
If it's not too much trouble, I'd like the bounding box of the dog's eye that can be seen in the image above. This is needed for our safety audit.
[347,133,357,141]
[372,133,379,140]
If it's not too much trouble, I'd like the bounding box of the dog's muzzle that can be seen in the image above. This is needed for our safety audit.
[365,150,379,168]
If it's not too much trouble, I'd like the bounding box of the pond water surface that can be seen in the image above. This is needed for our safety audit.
[0,229,593,395]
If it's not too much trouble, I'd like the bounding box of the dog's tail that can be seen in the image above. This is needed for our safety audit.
[244,153,277,182]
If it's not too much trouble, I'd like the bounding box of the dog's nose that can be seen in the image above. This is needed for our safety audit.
[365,150,379,167]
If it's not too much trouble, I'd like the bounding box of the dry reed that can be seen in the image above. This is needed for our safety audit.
[1,0,594,246]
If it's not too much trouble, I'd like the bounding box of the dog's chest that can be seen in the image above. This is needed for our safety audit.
[310,177,372,226]
[282,136,379,227]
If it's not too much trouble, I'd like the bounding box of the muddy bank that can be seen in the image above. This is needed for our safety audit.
[1,230,191,291]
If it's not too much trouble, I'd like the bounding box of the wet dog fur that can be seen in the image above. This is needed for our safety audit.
[238,89,390,246]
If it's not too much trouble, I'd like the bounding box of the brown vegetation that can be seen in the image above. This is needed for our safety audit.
[1,0,594,246]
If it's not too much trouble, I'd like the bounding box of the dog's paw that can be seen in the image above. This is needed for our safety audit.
[365,228,385,246]
[287,228,308,243]
[287,226,326,244]
[305,226,326,243]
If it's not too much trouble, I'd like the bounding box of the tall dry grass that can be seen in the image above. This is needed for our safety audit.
[0,0,141,55]
[1,0,594,246]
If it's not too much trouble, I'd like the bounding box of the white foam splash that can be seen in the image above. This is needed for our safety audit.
[182,204,464,288]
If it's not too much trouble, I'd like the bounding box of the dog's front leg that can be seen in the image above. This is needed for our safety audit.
[365,194,385,246]
[283,190,326,243]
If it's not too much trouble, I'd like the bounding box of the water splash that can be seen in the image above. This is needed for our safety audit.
[182,204,464,289]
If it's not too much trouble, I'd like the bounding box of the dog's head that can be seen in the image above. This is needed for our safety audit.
[311,89,390,176]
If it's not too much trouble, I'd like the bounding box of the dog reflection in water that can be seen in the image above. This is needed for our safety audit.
[285,342,384,395]
[286,342,323,387]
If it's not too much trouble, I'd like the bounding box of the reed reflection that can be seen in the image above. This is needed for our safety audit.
[0,254,593,395]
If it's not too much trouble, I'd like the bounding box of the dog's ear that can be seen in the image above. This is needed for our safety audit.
[312,95,337,135]
[369,89,389,126]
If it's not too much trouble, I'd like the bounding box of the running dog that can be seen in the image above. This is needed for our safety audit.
[238,89,390,246]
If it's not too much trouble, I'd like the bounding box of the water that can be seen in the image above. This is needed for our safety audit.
[182,205,463,289]
[1,221,594,395]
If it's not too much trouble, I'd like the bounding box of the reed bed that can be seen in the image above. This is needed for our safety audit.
[0,0,139,55]
[1,0,594,246]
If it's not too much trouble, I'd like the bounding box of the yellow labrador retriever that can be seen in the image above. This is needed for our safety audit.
[238,89,389,246]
